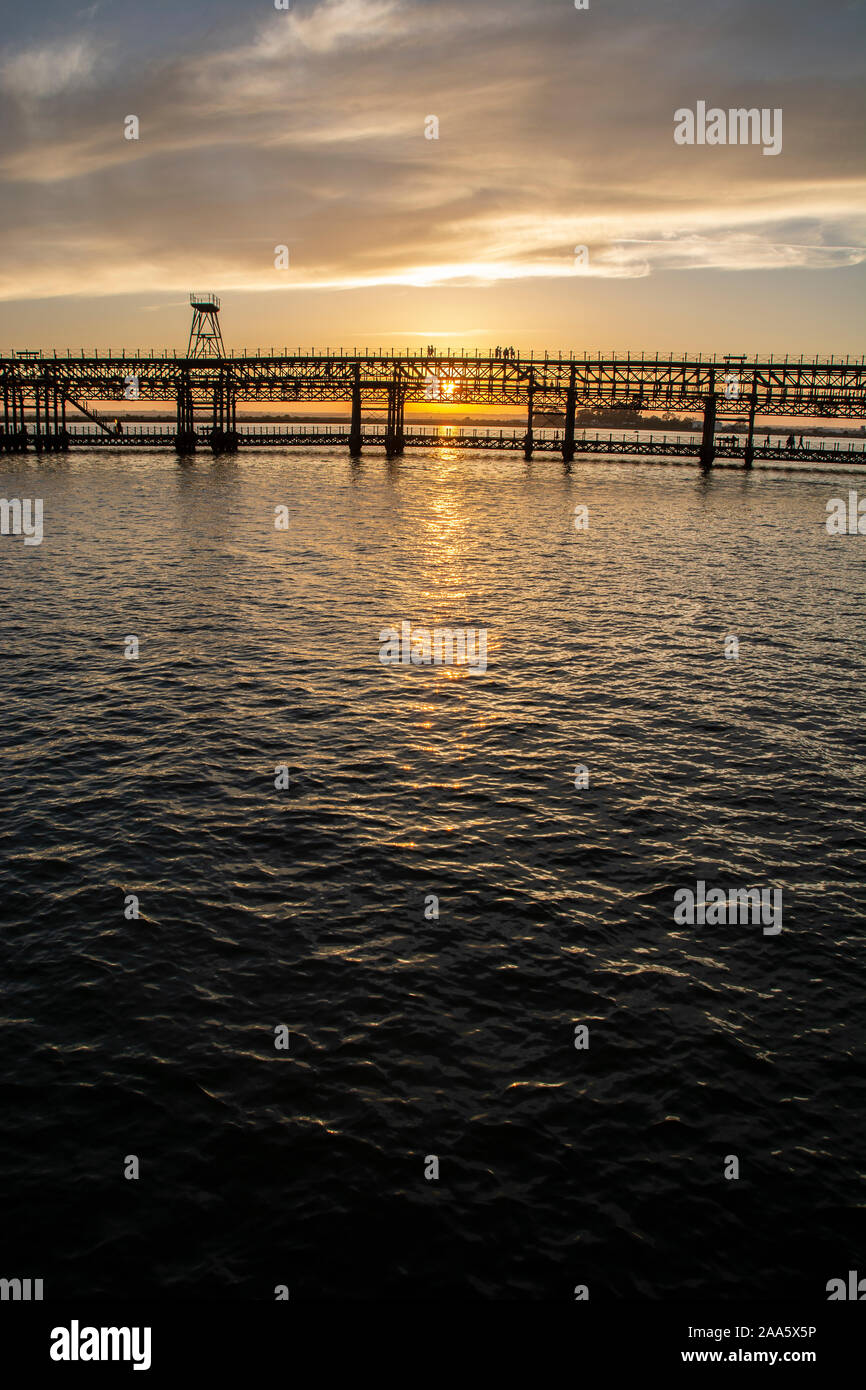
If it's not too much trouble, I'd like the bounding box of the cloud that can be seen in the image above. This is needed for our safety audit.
[0,38,105,102]
[610,233,866,273]
[267,0,403,56]
[0,0,863,310]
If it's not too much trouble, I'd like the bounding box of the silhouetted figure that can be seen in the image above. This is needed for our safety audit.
[787,433,795,448]
[798,434,804,448]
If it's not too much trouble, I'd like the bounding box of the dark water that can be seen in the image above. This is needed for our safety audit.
[2,446,865,1300]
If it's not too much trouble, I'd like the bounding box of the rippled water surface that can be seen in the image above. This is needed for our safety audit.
[2,446,865,1300]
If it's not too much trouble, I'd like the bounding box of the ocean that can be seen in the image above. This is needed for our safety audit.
[1,445,864,1299]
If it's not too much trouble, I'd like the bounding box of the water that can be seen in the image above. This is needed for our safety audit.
[2,446,864,1300]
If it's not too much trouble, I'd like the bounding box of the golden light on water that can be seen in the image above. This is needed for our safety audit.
[403,457,498,683]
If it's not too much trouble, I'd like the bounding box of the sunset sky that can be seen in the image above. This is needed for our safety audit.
[1,0,864,357]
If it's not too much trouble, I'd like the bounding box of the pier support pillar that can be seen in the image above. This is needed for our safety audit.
[227,379,238,451]
[17,386,27,452]
[699,392,717,469]
[1,374,10,453]
[34,381,44,454]
[349,364,362,455]
[33,378,64,453]
[385,385,404,457]
[51,381,62,452]
[524,381,535,460]
[211,369,238,452]
[211,371,223,453]
[175,370,196,452]
[562,369,576,462]
[743,392,756,469]
[5,380,26,452]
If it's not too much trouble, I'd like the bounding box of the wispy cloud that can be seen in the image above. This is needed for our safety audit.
[0,38,105,102]
[267,0,403,56]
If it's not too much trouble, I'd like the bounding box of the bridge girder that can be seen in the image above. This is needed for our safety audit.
[2,356,864,419]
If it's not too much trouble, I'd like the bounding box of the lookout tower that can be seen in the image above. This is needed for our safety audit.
[187,292,225,357]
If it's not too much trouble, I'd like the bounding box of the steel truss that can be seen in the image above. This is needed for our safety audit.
[2,353,864,463]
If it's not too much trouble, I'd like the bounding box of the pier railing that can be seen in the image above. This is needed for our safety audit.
[11,422,859,469]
